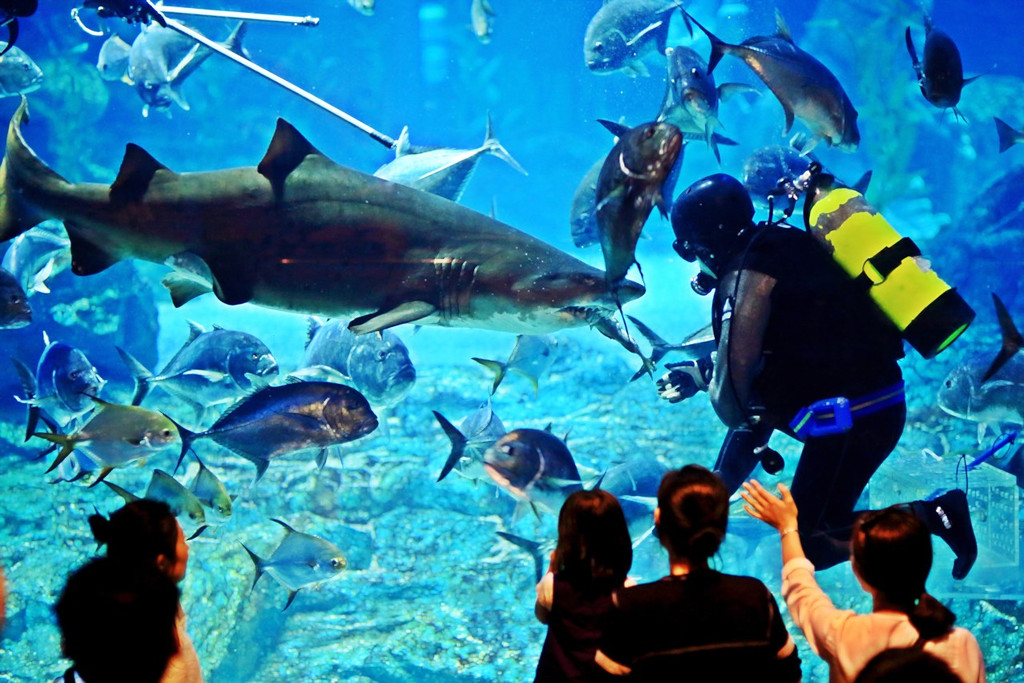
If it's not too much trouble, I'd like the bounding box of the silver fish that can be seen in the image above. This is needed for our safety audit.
[373,114,527,202]
[301,317,415,408]
[1,220,70,295]
[0,43,42,97]
[187,455,232,522]
[433,401,507,482]
[117,321,279,421]
[12,332,105,434]
[242,518,347,610]
[470,0,496,44]
[472,334,558,395]
[104,469,207,533]
[583,0,683,77]
[127,21,246,115]
[96,33,132,82]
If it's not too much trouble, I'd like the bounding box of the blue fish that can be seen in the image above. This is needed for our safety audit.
[484,427,582,519]
[905,13,977,120]
[687,9,860,151]
[176,381,378,482]
[242,518,348,610]
[0,263,30,328]
[433,401,507,482]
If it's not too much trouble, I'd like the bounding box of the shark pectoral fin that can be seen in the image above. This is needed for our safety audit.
[348,302,436,334]
[66,225,119,275]
[203,255,254,306]
[110,143,175,204]
[162,270,213,306]
[258,118,326,197]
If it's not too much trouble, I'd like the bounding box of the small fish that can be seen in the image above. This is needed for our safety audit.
[470,0,495,44]
[187,455,232,522]
[34,399,181,485]
[938,295,1024,434]
[994,117,1024,153]
[687,9,859,151]
[300,318,416,408]
[1,220,71,295]
[433,401,507,482]
[483,427,582,519]
[0,265,30,328]
[241,518,348,610]
[374,115,527,202]
[583,0,685,77]
[127,21,246,115]
[627,317,715,381]
[905,14,976,119]
[12,333,105,436]
[0,43,42,97]
[116,321,279,422]
[657,45,756,163]
[96,33,132,82]
[472,334,558,395]
[594,119,683,286]
[104,469,207,536]
[347,0,374,15]
[176,381,378,482]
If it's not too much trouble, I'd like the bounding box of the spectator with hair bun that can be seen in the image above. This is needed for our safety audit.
[88,500,202,682]
[595,465,801,681]
[742,479,985,682]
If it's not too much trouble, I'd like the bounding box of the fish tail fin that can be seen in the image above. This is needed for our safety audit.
[496,531,546,583]
[103,480,140,503]
[240,543,266,593]
[626,315,671,366]
[981,293,1023,382]
[994,117,1020,153]
[482,113,528,176]
[169,418,197,475]
[224,21,249,59]
[0,98,64,243]
[472,357,508,395]
[432,410,468,481]
[35,433,74,473]
[115,346,154,406]
[683,11,727,74]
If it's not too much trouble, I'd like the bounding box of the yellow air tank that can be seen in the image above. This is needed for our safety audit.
[803,174,974,359]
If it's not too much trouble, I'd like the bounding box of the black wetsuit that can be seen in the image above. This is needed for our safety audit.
[712,225,906,569]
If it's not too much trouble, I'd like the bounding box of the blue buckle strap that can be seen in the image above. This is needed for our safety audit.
[789,381,905,439]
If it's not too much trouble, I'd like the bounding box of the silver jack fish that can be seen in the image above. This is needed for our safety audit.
[0,99,643,346]
[584,0,685,77]
[687,9,859,152]
[433,401,506,482]
[905,13,976,120]
[1,219,70,295]
[175,381,378,483]
[484,427,582,519]
[242,518,348,610]
[104,469,208,538]
[472,334,558,395]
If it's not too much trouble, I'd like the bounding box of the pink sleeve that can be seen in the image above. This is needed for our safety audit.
[782,557,855,660]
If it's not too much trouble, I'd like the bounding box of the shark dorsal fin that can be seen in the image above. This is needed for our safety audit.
[110,143,173,204]
[258,119,323,197]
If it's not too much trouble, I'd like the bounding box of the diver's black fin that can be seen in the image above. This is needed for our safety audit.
[110,143,174,204]
[981,293,1023,383]
[258,118,324,197]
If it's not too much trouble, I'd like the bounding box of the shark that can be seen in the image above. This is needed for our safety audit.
[0,99,643,341]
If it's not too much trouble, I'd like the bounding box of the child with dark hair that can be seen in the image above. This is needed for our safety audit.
[742,480,985,682]
[853,647,961,683]
[534,489,633,682]
[596,466,800,681]
[54,556,181,683]
[88,500,202,682]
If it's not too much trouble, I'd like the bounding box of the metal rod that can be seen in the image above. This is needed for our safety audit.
[157,5,319,26]
[162,17,396,149]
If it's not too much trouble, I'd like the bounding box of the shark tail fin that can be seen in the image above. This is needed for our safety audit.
[0,98,63,243]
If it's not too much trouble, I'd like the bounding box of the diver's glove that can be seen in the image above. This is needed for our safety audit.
[657,355,714,403]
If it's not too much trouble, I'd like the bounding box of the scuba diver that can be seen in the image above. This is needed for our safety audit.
[658,172,978,580]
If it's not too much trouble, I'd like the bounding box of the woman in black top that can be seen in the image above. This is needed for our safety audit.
[596,465,801,682]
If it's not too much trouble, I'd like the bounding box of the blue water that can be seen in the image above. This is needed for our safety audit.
[2,0,1023,680]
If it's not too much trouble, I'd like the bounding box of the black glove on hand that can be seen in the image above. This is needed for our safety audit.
[656,355,714,403]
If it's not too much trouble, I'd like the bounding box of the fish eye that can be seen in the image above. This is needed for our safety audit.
[690,67,699,77]
[162,429,173,437]
[945,379,953,388]
[69,370,81,379]
[593,41,603,52]
[643,127,656,140]
[376,351,387,361]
